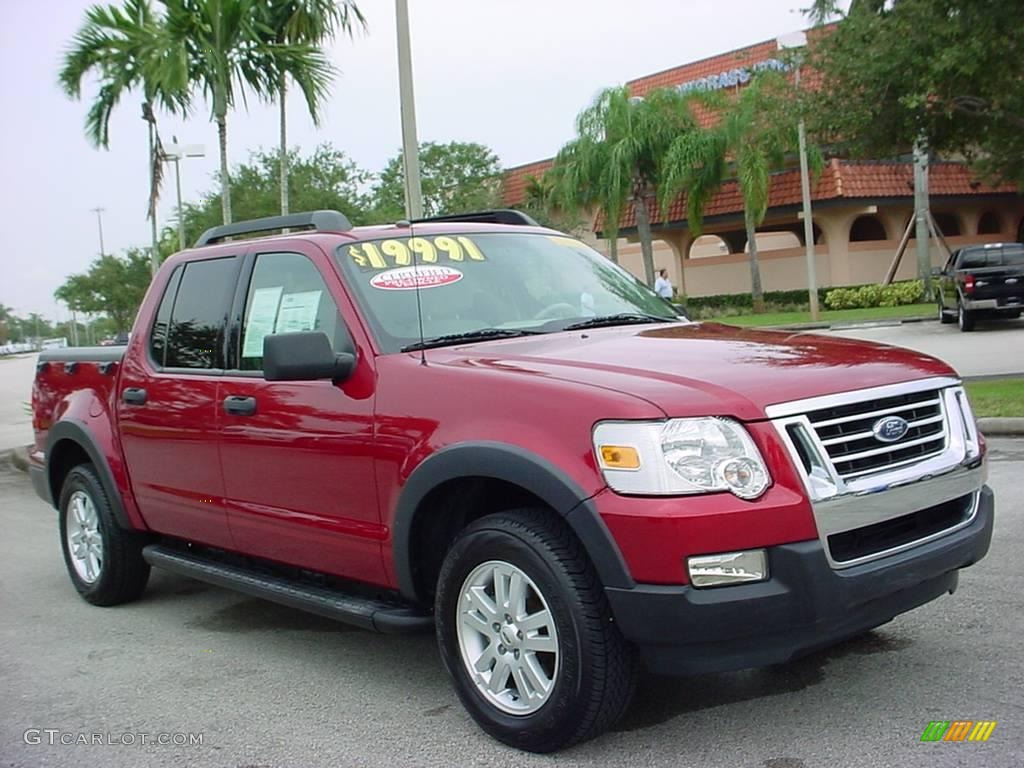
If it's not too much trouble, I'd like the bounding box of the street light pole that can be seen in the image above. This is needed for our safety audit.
[778,31,819,321]
[395,0,424,219]
[91,206,106,256]
[164,141,206,251]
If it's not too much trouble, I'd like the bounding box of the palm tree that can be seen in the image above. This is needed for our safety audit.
[553,87,697,286]
[59,0,190,274]
[662,74,817,312]
[263,1,366,216]
[163,0,335,224]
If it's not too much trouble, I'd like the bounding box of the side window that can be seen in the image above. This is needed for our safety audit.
[165,257,238,370]
[149,265,183,367]
[238,252,348,372]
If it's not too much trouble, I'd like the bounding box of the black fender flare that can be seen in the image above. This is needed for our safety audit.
[46,420,132,530]
[392,442,635,602]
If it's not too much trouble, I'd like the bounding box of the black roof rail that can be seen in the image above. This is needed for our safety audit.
[410,209,540,227]
[194,210,353,247]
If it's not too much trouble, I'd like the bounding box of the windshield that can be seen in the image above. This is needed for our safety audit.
[334,232,681,353]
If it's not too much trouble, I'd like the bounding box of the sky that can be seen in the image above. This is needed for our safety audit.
[0,0,831,319]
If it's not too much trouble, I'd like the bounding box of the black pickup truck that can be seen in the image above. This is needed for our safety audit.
[936,243,1024,331]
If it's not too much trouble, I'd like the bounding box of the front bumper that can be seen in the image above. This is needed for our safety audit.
[606,485,993,676]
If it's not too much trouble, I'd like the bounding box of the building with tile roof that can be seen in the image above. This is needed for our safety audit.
[502,30,1023,298]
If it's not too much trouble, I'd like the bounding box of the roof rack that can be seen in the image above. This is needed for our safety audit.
[194,210,353,247]
[410,209,539,227]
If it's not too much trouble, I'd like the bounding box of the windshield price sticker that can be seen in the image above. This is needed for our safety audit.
[348,236,486,271]
[369,265,464,291]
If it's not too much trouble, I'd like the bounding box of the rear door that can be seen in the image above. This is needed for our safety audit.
[217,244,386,584]
[117,255,240,548]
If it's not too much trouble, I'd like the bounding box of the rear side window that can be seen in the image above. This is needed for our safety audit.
[165,257,239,369]
[958,246,1024,269]
[148,265,183,366]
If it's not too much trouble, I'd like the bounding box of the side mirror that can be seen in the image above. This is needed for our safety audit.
[671,302,690,319]
[263,331,355,382]
[930,267,943,277]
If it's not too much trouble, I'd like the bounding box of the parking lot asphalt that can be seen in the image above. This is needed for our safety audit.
[823,315,1024,377]
[1,440,1022,768]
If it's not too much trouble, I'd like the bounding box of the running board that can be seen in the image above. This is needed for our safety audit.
[143,544,432,634]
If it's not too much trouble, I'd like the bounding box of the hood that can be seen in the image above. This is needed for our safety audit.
[430,322,956,421]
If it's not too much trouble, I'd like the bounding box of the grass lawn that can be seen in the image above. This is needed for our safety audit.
[712,303,935,328]
[964,379,1024,418]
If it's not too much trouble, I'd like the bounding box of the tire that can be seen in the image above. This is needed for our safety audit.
[59,463,150,606]
[435,509,636,752]
[957,302,975,332]
[938,300,955,324]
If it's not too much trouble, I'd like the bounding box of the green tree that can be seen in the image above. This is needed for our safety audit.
[371,141,503,222]
[262,0,366,216]
[807,0,1024,184]
[54,250,153,333]
[163,0,335,224]
[553,87,697,286]
[516,172,584,233]
[59,0,191,274]
[550,134,625,265]
[181,144,372,240]
[661,74,816,312]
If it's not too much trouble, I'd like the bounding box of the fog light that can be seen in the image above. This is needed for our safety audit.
[687,549,768,588]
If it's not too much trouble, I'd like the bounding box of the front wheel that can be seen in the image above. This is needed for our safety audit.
[435,509,636,752]
[938,300,955,324]
[59,464,150,606]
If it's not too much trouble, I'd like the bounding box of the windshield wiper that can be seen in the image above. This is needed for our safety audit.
[561,313,674,331]
[401,328,544,352]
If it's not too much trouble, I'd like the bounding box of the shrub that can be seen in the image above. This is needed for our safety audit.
[824,280,923,310]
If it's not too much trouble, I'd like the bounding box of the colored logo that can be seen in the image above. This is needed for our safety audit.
[872,415,910,443]
[369,266,463,291]
[921,721,997,742]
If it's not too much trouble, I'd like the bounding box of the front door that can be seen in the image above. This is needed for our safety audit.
[218,247,385,584]
[118,255,240,548]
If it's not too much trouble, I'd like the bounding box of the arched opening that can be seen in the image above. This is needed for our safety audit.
[977,211,1002,235]
[932,212,961,237]
[849,215,888,242]
[1018,217,1024,243]
[689,234,731,258]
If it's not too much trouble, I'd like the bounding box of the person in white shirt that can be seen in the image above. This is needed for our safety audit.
[654,268,673,299]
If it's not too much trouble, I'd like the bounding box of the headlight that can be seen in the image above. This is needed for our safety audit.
[593,417,771,499]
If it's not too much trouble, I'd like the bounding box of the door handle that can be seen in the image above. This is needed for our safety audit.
[223,395,257,417]
[122,387,147,406]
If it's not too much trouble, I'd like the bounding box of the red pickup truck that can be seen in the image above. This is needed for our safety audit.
[31,210,993,752]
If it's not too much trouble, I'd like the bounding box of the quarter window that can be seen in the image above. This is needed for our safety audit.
[165,257,238,369]
[238,252,348,371]
[148,265,183,367]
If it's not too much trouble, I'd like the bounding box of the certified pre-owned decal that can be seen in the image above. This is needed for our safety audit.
[369,265,463,290]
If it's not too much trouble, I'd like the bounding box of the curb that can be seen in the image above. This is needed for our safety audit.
[769,315,934,332]
[978,417,1024,436]
[6,445,29,473]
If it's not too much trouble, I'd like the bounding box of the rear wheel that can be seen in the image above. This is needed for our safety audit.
[435,509,636,752]
[957,302,976,332]
[59,464,150,606]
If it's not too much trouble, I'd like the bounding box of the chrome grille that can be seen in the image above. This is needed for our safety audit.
[805,389,947,479]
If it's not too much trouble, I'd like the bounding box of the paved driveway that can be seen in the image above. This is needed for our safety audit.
[0,353,36,450]
[824,316,1024,377]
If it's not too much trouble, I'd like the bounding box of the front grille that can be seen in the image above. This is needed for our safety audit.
[827,494,974,563]
[805,389,947,479]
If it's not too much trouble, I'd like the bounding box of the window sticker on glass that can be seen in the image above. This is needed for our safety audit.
[369,265,463,291]
[276,290,322,333]
[347,236,487,271]
[242,286,282,358]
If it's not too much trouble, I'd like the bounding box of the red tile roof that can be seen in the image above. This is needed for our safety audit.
[603,161,1018,232]
[502,159,554,207]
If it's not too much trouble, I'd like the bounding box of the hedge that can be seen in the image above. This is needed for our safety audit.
[682,281,924,313]
[823,280,924,309]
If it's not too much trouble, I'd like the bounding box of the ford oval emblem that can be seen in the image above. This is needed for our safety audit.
[872,415,910,443]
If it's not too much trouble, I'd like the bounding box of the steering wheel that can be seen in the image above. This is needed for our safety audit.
[533,302,578,321]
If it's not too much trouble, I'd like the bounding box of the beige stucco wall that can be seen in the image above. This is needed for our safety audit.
[587,199,1022,298]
